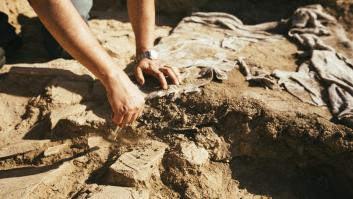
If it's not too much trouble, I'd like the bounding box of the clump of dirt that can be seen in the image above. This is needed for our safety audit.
[1,0,353,199]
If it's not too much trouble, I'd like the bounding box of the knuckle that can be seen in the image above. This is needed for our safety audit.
[134,67,140,73]
[133,106,140,112]
[157,71,164,77]
[159,75,166,81]
[167,68,174,74]
[112,112,119,119]
[112,116,120,124]
[120,106,129,114]
[138,63,147,69]
[125,104,139,113]
[148,64,154,70]
[166,69,174,76]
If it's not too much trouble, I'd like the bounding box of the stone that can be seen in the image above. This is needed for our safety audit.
[49,104,88,129]
[195,164,239,198]
[0,59,95,80]
[49,103,110,137]
[105,140,168,187]
[0,161,75,198]
[195,127,230,161]
[182,114,189,125]
[180,142,209,166]
[88,186,149,199]
[87,136,111,161]
[45,79,91,105]
[63,109,107,128]
[0,140,51,159]
[43,143,69,157]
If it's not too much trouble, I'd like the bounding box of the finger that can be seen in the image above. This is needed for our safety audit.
[136,106,144,120]
[161,67,180,85]
[171,67,182,83]
[129,112,139,124]
[134,66,145,86]
[151,68,168,89]
[121,113,133,127]
[112,112,124,127]
[139,105,145,116]
[137,106,145,118]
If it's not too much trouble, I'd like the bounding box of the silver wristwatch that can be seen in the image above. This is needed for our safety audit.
[135,50,159,63]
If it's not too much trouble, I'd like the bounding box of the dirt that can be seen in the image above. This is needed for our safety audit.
[1,0,353,199]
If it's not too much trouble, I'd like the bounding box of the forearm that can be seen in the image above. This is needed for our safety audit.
[29,0,122,86]
[127,0,155,54]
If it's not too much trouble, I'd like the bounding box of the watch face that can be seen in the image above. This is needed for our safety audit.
[149,50,158,59]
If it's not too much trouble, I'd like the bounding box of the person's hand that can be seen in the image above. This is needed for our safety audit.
[104,70,145,127]
[134,58,180,89]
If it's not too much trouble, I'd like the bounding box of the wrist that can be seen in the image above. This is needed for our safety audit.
[135,49,158,63]
[99,66,124,88]
[136,45,153,54]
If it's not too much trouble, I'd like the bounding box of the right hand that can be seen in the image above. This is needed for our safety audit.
[104,70,145,127]
[134,58,180,89]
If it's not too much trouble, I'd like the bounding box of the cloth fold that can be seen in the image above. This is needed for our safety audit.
[146,5,353,129]
[146,12,281,99]
[272,4,353,128]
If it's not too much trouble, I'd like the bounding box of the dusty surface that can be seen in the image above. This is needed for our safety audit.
[1,0,353,199]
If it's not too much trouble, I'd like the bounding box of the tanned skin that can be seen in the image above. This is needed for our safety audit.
[128,0,179,89]
[29,0,179,127]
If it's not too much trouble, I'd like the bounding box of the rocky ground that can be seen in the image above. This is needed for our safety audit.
[0,0,353,198]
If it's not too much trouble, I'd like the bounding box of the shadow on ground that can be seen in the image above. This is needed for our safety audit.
[231,156,353,199]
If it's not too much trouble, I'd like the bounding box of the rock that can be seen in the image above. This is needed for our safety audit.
[180,142,209,166]
[49,104,88,128]
[43,143,69,157]
[88,186,149,199]
[0,167,56,198]
[182,114,188,124]
[105,140,168,187]
[0,59,95,80]
[45,79,91,105]
[163,153,239,198]
[195,127,230,161]
[0,161,76,198]
[194,164,239,199]
[62,108,107,128]
[89,18,135,66]
[87,136,111,161]
[0,140,51,159]
[49,103,111,137]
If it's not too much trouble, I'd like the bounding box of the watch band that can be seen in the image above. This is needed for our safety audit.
[135,50,158,63]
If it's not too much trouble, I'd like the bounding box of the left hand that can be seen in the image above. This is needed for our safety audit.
[134,58,180,89]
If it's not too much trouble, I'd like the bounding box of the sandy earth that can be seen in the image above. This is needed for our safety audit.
[0,0,353,198]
